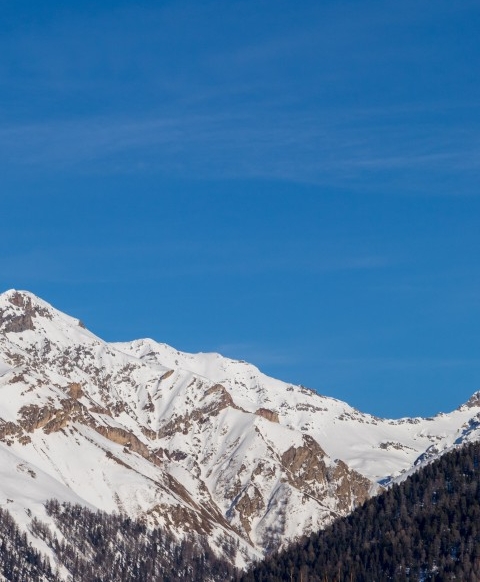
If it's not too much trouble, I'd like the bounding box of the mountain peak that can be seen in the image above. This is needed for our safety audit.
[1,289,53,311]
[460,390,480,409]
[2,288,32,301]
[0,290,54,333]
[0,289,87,336]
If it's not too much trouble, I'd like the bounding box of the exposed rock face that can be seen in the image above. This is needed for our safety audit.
[201,384,238,413]
[157,384,244,438]
[1,312,35,333]
[328,459,372,512]
[255,408,279,423]
[18,400,86,434]
[234,484,265,536]
[281,434,371,513]
[281,435,327,483]
[160,369,174,381]
[68,383,83,399]
[95,425,162,467]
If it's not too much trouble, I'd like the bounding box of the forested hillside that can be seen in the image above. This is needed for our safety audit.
[0,507,58,581]
[240,442,480,581]
[1,501,235,582]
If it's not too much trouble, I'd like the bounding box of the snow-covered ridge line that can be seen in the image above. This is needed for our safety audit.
[0,289,479,571]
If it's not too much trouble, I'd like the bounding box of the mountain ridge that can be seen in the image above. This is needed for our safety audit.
[0,289,479,570]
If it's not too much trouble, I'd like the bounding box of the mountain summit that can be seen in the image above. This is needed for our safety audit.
[0,290,479,565]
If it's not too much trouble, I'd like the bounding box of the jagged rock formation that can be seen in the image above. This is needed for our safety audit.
[0,289,480,573]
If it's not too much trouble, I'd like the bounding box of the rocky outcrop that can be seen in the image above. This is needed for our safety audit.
[18,400,85,434]
[281,435,326,480]
[281,434,371,513]
[158,383,241,438]
[0,291,52,333]
[160,369,174,381]
[233,484,265,537]
[67,382,83,399]
[18,404,62,433]
[255,408,279,423]
[0,420,24,444]
[202,384,236,411]
[94,424,162,467]
[1,312,35,333]
[461,391,480,409]
[328,459,372,512]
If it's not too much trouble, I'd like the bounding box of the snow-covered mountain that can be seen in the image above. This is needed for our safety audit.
[1,289,479,568]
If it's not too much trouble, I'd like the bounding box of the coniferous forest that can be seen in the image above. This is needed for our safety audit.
[1,500,235,582]
[240,442,480,581]
[0,506,57,582]
[2,442,480,581]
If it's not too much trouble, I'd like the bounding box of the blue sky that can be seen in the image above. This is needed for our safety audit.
[1,0,479,417]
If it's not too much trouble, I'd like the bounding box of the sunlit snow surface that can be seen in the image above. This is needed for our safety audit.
[115,337,480,483]
[1,289,479,569]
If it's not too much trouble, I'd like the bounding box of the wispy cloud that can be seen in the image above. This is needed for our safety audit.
[1,109,477,193]
[0,239,390,288]
[0,1,478,193]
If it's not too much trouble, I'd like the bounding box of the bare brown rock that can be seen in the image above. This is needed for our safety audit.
[0,420,23,441]
[18,404,59,432]
[94,425,162,467]
[281,434,327,485]
[18,400,85,434]
[1,312,35,333]
[255,408,279,423]
[462,391,480,409]
[9,374,25,384]
[88,404,112,416]
[201,384,247,416]
[160,369,174,381]
[280,434,371,516]
[328,459,371,512]
[68,382,84,399]
[143,392,155,412]
[233,485,265,537]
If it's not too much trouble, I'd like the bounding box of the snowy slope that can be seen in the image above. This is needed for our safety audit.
[1,289,479,570]
[115,337,480,485]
